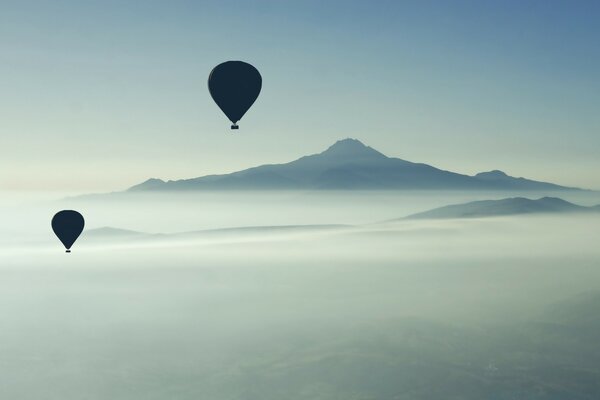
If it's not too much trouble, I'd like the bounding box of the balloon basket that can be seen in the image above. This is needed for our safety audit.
[231,124,239,130]
[66,250,71,253]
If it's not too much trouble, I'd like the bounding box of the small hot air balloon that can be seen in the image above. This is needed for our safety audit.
[51,210,85,253]
[208,61,262,129]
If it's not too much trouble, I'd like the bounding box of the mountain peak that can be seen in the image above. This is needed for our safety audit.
[128,178,166,191]
[475,170,509,180]
[321,138,387,159]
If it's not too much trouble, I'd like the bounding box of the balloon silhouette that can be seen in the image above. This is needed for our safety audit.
[208,61,262,129]
[51,210,85,253]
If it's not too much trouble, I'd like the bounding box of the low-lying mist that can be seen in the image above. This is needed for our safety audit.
[1,190,599,399]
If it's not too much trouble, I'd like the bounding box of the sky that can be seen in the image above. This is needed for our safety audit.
[1,0,599,191]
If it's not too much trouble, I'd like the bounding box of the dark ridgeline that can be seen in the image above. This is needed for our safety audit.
[208,61,262,129]
[127,139,583,192]
[404,197,599,219]
[51,210,85,253]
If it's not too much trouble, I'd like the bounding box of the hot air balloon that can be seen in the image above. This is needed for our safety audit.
[208,61,262,129]
[51,210,85,253]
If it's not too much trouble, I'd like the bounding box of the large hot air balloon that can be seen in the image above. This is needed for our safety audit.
[51,210,85,253]
[208,61,262,129]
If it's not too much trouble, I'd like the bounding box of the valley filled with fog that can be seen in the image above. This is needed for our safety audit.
[1,190,600,399]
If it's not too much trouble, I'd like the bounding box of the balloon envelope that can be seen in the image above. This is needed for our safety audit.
[51,210,85,253]
[208,61,262,129]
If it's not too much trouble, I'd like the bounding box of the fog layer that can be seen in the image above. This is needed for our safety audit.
[1,190,599,399]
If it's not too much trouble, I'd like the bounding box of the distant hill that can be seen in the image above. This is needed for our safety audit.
[127,139,583,192]
[405,197,599,219]
[83,224,348,244]
[83,227,145,237]
[82,227,150,242]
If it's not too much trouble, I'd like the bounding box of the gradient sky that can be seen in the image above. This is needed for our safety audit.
[1,0,599,191]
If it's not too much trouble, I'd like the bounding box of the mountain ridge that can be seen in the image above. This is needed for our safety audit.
[127,139,583,192]
[404,197,600,220]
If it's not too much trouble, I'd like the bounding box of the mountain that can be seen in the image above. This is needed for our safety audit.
[405,197,599,219]
[128,139,582,191]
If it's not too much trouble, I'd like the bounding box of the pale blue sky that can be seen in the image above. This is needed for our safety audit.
[1,0,599,191]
